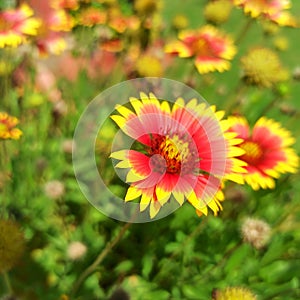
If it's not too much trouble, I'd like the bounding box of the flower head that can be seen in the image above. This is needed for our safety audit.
[0,3,41,48]
[241,48,289,88]
[135,54,163,77]
[0,112,22,140]
[78,7,107,26]
[241,217,271,249]
[51,0,79,10]
[29,0,74,56]
[165,25,236,74]
[273,36,289,51]
[233,0,297,27]
[134,0,162,16]
[213,286,257,300]
[204,0,232,25]
[44,180,65,199]
[67,241,87,260]
[110,93,246,218]
[172,14,189,30]
[0,219,25,272]
[228,116,299,190]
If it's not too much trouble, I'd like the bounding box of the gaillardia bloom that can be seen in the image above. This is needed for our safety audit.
[233,0,297,27]
[213,286,257,300]
[0,112,22,140]
[241,47,289,88]
[228,116,299,190]
[110,93,246,218]
[165,25,236,74]
[0,3,41,48]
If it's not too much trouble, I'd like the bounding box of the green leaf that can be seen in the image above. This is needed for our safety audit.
[224,244,251,274]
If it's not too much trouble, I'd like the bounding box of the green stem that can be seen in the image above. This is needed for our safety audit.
[70,221,132,297]
[171,217,208,260]
[3,272,13,294]
[224,82,247,112]
[235,17,254,44]
[255,96,279,121]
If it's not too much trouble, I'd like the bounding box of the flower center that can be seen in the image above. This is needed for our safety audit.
[192,38,210,56]
[240,141,263,165]
[149,134,193,174]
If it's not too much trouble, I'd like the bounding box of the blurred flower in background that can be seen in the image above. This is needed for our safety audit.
[44,180,65,199]
[228,116,299,190]
[0,3,40,48]
[233,0,298,27]
[204,0,232,25]
[78,6,107,26]
[165,25,236,74]
[240,47,289,88]
[111,93,246,218]
[0,112,22,140]
[213,286,257,300]
[28,0,74,56]
[241,217,271,249]
[67,241,87,260]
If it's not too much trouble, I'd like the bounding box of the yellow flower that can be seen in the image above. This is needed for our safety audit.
[214,287,257,300]
[136,55,163,77]
[172,14,189,30]
[0,60,13,76]
[134,0,162,16]
[204,0,232,25]
[273,36,289,51]
[0,112,22,140]
[0,219,25,272]
[261,20,280,35]
[241,47,289,88]
[0,3,41,48]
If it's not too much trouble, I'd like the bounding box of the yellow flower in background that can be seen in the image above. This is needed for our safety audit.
[78,7,107,26]
[136,55,163,77]
[204,0,232,25]
[0,60,13,76]
[241,47,289,88]
[214,286,257,300]
[134,0,162,16]
[273,36,289,51]
[0,112,22,140]
[233,0,297,27]
[0,3,41,48]
[110,93,246,218]
[165,25,236,74]
[228,116,299,190]
[261,20,280,35]
[172,14,189,30]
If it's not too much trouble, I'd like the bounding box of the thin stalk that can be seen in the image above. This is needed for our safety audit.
[235,17,254,44]
[70,221,132,297]
[3,272,13,294]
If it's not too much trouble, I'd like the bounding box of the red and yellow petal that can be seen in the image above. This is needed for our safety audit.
[194,56,231,74]
[164,40,193,57]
